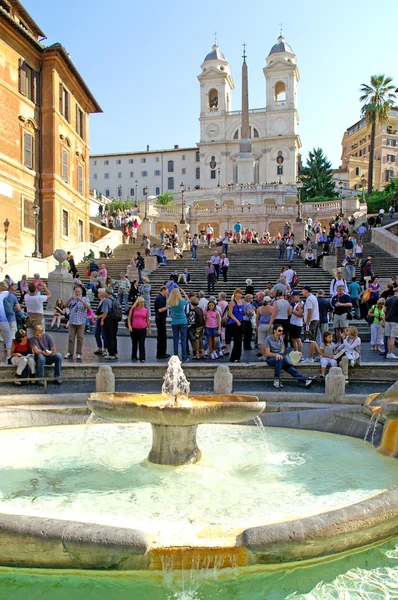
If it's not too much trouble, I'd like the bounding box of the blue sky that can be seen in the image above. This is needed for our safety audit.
[24,0,397,168]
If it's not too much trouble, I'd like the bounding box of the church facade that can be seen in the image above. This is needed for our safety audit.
[90,34,301,198]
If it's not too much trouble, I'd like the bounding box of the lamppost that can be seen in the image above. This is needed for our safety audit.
[3,218,9,264]
[180,182,186,224]
[217,168,220,187]
[32,203,41,258]
[339,180,344,217]
[296,180,303,222]
[143,185,149,221]
[134,179,138,208]
[360,174,367,205]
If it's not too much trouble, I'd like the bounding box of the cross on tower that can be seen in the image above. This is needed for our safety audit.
[278,22,284,36]
[213,31,218,45]
[242,42,247,63]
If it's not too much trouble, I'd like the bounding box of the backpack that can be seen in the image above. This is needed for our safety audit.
[137,256,145,270]
[109,298,123,321]
[291,272,300,288]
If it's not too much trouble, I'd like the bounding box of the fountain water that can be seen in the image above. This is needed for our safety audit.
[88,356,265,465]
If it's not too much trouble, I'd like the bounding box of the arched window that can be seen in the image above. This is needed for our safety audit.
[105,189,110,198]
[196,167,200,179]
[130,187,134,196]
[155,187,160,195]
[208,88,218,110]
[253,128,259,138]
[168,160,174,172]
[274,81,286,104]
[168,177,174,190]
[196,150,200,162]
[233,129,239,140]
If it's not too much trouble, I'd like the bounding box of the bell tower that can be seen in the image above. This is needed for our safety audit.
[263,33,299,113]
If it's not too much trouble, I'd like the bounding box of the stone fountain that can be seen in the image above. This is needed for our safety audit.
[88,356,265,465]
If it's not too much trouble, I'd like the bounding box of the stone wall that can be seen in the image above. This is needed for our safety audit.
[371,221,398,258]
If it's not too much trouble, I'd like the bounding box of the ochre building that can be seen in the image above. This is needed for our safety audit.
[0,0,101,263]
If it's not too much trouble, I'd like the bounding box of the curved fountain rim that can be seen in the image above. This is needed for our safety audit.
[0,422,397,570]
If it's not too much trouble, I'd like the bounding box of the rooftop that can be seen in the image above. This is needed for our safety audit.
[204,44,226,63]
[268,35,294,56]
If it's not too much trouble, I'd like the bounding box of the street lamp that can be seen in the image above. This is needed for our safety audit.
[3,218,9,264]
[32,203,41,258]
[360,174,367,205]
[180,182,186,224]
[143,185,149,221]
[134,179,138,208]
[296,180,303,222]
[339,180,344,217]
[217,167,220,187]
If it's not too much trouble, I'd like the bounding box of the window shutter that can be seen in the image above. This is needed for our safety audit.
[19,59,27,96]
[62,149,68,182]
[67,91,71,122]
[24,132,33,169]
[75,104,79,133]
[78,164,83,194]
[32,70,40,105]
[59,83,63,114]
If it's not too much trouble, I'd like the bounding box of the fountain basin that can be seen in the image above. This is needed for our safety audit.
[87,393,265,465]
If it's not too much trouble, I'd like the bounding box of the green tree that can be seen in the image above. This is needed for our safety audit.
[299,148,336,200]
[366,177,398,213]
[360,75,396,194]
[157,192,174,205]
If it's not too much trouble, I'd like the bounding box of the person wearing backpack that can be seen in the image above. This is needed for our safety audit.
[134,252,145,284]
[100,287,120,360]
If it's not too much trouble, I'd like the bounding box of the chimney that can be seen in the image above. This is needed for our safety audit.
[146,145,150,152]
[174,144,179,149]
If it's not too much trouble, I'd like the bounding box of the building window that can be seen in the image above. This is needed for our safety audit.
[141,158,146,163]
[78,219,84,243]
[182,168,186,175]
[104,160,109,165]
[116,159,121,165]
[196,167,200,179]
[77,164,83,194]
[196,151,200,162]
[156,157,160,162]
[128,158,134,164]
[62,209,69,237]
[59,84,71,122]
[210,170,216,179]
[182,155,185,160]
[19,60,39,104]
[155,187,160,195]
[386,169,394,182]
[105,189,110,197]
[93,160,97,166]
[130,171,134,177]
[168,160,174,172]
[23,132,34,169]
[22,197,35,231]
[168,177,174,190]
[130,188,135,196]
[387,139,397,147]
[208,88,218,110]
[154,170,161,176]
[118,186,122,198]
[104,173,109,179]
[142,187,147,196]
[76,105,85,139]
[387,154,396,163]
[253,128,259,138]
[61,149,69,183]
[355,167,361,176]
[118,172,122,178]
[141,171,148,176]
[233,129,239,140]
[0,1,11,13]
[93,174,98,180]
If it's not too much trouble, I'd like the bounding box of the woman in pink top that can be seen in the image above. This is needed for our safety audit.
[98,264,108,287]
[127,297,151,362]
[204,300,221,360]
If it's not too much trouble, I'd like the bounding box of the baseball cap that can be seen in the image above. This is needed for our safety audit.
[263,296,272,303]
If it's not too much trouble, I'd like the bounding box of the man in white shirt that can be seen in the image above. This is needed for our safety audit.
[330,271,348,297]
[284,265,295,286]
[198,291,208,311]
[206,225,214,248]
[210,251,221,280]
[302,285,320,362]
[25,282,52,336]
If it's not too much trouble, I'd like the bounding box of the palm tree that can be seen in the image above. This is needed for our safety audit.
[360,75,396,194]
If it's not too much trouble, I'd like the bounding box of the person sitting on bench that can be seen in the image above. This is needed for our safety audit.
[30,325,62,385]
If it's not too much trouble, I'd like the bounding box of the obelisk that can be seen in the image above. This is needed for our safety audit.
[235,44,255,184]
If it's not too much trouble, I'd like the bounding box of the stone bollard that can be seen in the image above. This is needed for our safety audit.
[95,366,115,393]
[325,366,345,402]
[214,365,233,395]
